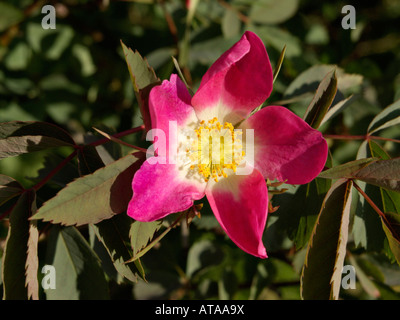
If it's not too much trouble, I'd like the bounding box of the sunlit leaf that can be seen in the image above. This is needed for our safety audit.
[121,41,160,131]
[127,211,187,262]
[26,219,39,300]
[284,65,363,99]
[32,153,143,226]
[90,214,146,283]
[352,141,387,252]
[121,41,158,92]
[353,158,400,193]
[301,179,353,300]
[368,99,400,134]
[222,9,241,39]
[2,190,38,300]
[318,157,378,180]
[129,220,162,257]
[369,140,400,213]
[303,69,338,129]
[320,94,355,127]
[44,225,109,299]
[249,0,299,24]
[380,212,400,266]
[273,45,286,84]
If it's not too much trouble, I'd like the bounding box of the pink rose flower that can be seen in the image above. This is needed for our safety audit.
[127,31,328,258]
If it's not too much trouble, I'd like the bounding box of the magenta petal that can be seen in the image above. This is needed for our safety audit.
[127,160,206,222]
[242,106,328,185]
[206,169,268,258]
[192,31,273,123]
[148,74,198,159]
[149,73,196,129]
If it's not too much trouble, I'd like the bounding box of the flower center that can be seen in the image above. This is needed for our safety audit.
[187,117,245,182]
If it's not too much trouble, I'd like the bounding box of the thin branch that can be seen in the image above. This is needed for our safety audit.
[88,125,145,147]
[217,0,249,24]
[370,135,400,144]
[353,180,385,218]
[0,201,18,221]
[323,134,400,144]
[32,150,78,192]
[323,134,368,141]
[158,0,179,46]
[92,127,149,153]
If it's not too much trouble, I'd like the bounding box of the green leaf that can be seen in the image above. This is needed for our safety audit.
[347,254,380,299]
[380,212,400,266]
[218,267,237,300]
[44,226,109,299]
[186,239,224,278]
[273,45,286,83]
[303,69,338,129]
[369,141,400,213]
[276,179,331,249]
[301,179,353,300]
[320,94,355,127]
[0,121,75,160]
[0,3,23,32]
[368,99,400,134]
[270,153,332,250]
[129,220,162,257]
[352,158,400,193]
[2,190,38,300]
[284,65,363,99]
[0,174,23,206]
[352,142,387,252]
[221,8,241,39]
[26,218,39,300]
[121,41,158,92]
[172,56,193,95]
[250,25,301,58]
[127,211,187,262]
[121,41,160,131]
[32,153,143,226]
[318,157,378,179]
[90,214,146,283]
[249,0,299,24]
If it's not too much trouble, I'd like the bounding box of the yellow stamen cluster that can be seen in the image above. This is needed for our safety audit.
[187,117,244,182]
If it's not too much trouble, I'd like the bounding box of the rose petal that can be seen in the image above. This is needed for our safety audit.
[148,74,199,160]
[205,168,268,258]
[192,31,273,124]
[127,160,206,222]
[240,105,328,185]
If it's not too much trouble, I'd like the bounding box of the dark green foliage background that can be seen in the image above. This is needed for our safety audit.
[1,0,400,300]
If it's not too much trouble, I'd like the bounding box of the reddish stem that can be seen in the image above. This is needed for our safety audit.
[354,181,400,242]
[32,150,78,192]
[0,201,18,221]
[88,125,145,147]
[353,181,385,218]
[370,136,400,144]
[323,134,400,144]
[323,134,368,141]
